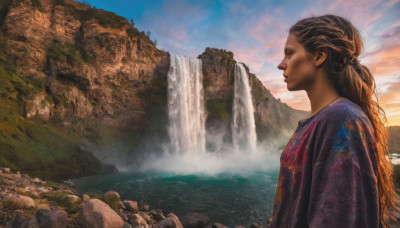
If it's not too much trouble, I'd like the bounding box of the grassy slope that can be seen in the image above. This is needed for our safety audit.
[0,97,114,180]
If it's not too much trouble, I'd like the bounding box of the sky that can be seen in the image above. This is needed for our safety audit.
[77,0,400,126]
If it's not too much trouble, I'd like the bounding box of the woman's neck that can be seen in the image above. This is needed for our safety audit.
[306,74,341,116]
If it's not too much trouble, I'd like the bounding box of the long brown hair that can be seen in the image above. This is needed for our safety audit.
[289,14,400,227]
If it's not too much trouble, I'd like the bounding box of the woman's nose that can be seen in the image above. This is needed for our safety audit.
[277,60,285,70]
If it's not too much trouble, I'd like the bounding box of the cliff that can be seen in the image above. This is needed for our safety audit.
[0,0,309,179]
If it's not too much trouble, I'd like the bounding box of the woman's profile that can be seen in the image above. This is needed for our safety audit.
[269,14,400,228]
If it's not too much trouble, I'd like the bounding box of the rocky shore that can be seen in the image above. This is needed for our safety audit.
[0,167,271,228]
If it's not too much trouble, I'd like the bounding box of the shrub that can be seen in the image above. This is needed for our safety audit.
[77,8,127,29]
[1,198,25,210]
[45,181,61,190]
[31,0,45,12]
[104,194,120,210]
[126,28,140,38]
[206,100,231,122]
[89,193,105,201]
[44,191,81,213]
[46,40,83,65]
[52,0,68,6]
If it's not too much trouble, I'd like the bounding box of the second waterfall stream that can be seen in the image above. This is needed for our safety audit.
[232,63,258,153]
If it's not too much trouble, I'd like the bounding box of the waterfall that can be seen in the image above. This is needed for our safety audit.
[232,63,257,152]
[167,54,206,155]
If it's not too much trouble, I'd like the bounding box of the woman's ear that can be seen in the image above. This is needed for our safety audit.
[313,49,327,67]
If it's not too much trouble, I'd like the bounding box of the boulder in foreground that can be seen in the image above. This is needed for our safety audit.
[77,199,124,228]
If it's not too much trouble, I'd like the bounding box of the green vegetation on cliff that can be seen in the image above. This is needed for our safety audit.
[206,100,232,122]
[46,40,84,65]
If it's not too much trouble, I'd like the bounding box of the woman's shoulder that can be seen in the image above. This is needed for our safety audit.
[321,98,369,122]
[318,98,374,132]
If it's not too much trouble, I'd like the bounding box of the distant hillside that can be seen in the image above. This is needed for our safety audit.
[389,126,400,154]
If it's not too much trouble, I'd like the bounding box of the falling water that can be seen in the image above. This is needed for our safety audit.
[167,55,206,155]
[232,63,257,152]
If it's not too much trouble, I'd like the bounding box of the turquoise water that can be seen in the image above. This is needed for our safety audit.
[72,170,279,227]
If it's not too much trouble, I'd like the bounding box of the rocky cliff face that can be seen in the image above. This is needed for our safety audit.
[0,0,308,178]
[2,0,170,127]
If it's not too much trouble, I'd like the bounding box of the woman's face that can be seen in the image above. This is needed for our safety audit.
[277,33,317,91]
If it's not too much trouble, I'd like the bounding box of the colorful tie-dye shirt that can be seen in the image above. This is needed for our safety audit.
[269,98,381,228]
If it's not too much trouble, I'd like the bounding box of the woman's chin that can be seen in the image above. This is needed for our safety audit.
[286,84,299,91]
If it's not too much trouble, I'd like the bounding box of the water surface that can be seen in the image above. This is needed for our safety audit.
[73,170,279,227]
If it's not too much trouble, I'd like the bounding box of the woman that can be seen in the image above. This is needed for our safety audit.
[270,14,400,228]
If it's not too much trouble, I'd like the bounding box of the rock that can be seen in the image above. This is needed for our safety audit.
[212,223,228,228]
[118,212,128,222]
[49,201,59,210]
[180,212,210,228]
[127,214,148,228]
[2,178,15,184]
[139,200,150,211]
[157,213,183,228]
[33,177,41,183]
[4,167,10,173]
[82,194,91,201]
[234,226,246,228]
[15,216,40,228]
[104,191,120,201]
[142,213,151,223]
[123,223,133,228]
[4,195,35,209]
[140,204,150,211]
[119,201,126,210]
[150,210,166,221]
[1,210,25,227]
[36,209,68,228]
[155,209,163,214]
[1,172,21,180]
[67,194,80,203]
[123,200,138,212]
[77,199,124,228]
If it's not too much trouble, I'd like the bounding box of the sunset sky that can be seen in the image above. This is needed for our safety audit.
[78,0,400,126]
